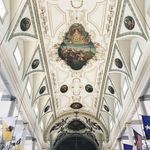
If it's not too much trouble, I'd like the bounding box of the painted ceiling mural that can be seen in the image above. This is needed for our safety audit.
[9,0,139,148]
[5,0,148,148]
[40,0,118,147]
[45,0,115,118]
[58,23,96,70]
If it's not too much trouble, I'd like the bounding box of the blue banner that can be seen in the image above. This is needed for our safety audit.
[142,115,150,139]
[123,144,133,150]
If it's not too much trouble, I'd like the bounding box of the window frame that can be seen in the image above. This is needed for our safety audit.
[26,79,32,97]
[122,78,129,98]
[34,104,38,116]
[132,42,142,70]
[13,44,22,69]
[0,0,7,23]
[40,121,43,130]
[110,119,114,130]
[115,102,120,117]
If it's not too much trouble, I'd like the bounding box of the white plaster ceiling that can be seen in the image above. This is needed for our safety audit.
[6,0,149,147]
[37,0,118,117]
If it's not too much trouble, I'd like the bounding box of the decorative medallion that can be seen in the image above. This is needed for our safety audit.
[85,84,93,93]
[70,102,83,109]
[104,105,109,112]
[108,86,115,94]
[60,85,68,93]
[124,16,135,30]
[115,58,123,69]
[44,105,50,113]
[58,23,96,70]
[31,59,40,69]
[20,17,31,31]
[39,86,46,94]
[68,119,86,131]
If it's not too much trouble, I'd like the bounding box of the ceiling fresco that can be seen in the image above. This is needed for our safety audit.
[37,0,118,147]
[7,0,148,148]
[45,0,117,118]
[58,23,96,70]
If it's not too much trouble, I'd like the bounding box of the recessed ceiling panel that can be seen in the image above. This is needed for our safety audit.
[117,0,147,39]
[47,3,66,37]
[88,1,107,35]
[9,0,38,40]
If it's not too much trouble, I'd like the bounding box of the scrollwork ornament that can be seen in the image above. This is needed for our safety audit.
[70,0,83,9]
[50,117,68,133]
[84,117,103,132]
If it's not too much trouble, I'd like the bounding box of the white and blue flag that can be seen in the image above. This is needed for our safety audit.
[142,115,150,139]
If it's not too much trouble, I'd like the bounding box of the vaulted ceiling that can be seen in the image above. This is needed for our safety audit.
[1,0,150,149]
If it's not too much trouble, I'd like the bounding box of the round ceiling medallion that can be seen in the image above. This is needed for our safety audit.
[32,59,40,69]
[60,85,68,93]
[44,105,50,113]
[124,16,135,30]
[39,86,46,94]
[70,102,83,109]
[108,86,115,94]
[115,58,123,69]
[85,84,93,93]
[104,105,109,112]
[68,119,86,131]
[20,17,31,31]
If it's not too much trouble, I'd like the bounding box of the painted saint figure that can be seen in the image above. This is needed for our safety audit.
[71,29,84,44]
